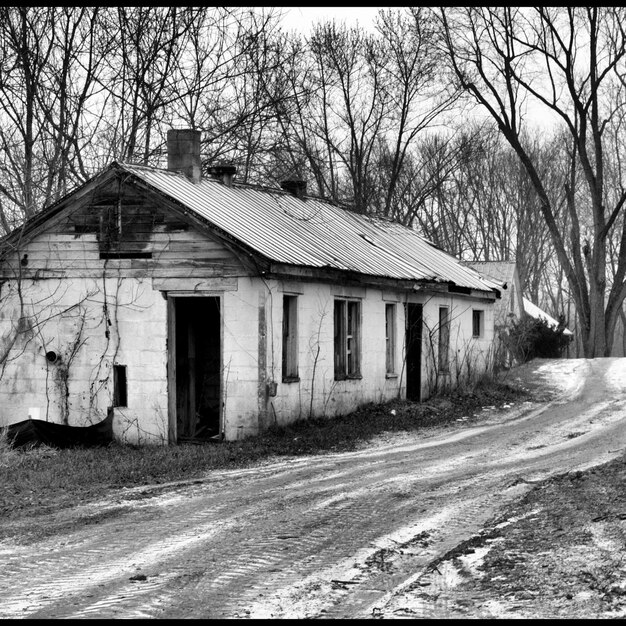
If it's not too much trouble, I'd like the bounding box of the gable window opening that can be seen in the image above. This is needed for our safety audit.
[385,303,397,376]
[113,364,127,407]
[438,306,450,373]
[100,198,122,252]
[97,195,153,260]
[282,294,299,382]
[472,309,484,338]
[334,298,361,380]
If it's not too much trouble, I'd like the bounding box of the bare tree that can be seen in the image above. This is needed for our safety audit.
[372,8,460,219]
[439,6,626,357]
[0,7,110,232]
[36,8,109,190]
[307,21,391,212]
[96,7,205,164]
[0,7,55,222]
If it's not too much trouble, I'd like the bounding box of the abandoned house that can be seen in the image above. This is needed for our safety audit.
[466,261,524,368]
[0,129,501,445]
[466,261,524,329]
[467,260,573,365]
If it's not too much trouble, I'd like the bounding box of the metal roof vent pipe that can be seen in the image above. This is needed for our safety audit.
[167,129,202,183]
[280,178,307,199]
[208,164,237,188]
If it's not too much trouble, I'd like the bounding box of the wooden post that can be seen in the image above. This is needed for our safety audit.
[187,321,197,437]
[167,296,177,444]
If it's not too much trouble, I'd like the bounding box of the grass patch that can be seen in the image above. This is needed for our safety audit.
[0,377,531,527]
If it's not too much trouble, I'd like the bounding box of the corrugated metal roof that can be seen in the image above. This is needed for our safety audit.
[120,163,497,293]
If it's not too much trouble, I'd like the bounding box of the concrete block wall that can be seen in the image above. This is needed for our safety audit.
[221,277,263,440]
[220,278,498,439]
[253,278,407,431]
[420,293,496,396]
[0,271,498,445]
[0,276,169,445]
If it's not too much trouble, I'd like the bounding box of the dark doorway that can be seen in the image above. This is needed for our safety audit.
[175,297,221,442]
[405,303,423,401]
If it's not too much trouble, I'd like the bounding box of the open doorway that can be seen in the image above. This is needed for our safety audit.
[174,297,221,442]
[405,302,423,401]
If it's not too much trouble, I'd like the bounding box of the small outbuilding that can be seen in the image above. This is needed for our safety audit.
[0,130,500,445]
[467,260,573,366]
[466,261,524,367]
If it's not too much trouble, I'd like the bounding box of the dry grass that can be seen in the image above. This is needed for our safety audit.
[0,377,531,524]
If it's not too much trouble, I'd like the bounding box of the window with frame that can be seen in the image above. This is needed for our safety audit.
[438,306,450,372]
[472,309,483,337]
[385,303,396,375]
[334,299,361,379]
[282,295,299,381]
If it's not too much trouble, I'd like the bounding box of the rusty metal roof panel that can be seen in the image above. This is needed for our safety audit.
[121,164,495,292]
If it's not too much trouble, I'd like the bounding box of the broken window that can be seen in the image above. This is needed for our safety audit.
[472,309,483,337]
[282,295,299,381]
[438,307,450,373]
[113,364,128,407]
[334,299,361,380]
[385,303,396,375]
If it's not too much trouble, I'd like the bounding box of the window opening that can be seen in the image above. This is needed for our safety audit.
[100,251,152,259]
[438,307,450,372]
[282,295,299,381]
[334,299,361,380]
[472,309,483,337]
[385,303,396,374]
[113,364,128,407]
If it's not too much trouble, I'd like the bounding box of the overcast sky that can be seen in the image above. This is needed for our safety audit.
[278,6,384,33]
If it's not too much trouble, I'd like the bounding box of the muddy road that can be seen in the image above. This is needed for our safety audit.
[1,358,626,619]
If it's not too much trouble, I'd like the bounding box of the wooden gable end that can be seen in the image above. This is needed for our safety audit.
[0,173,254,281]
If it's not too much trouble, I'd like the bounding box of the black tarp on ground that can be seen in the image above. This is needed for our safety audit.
[3,411,114,448]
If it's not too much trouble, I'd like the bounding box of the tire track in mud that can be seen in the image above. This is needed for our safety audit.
[2,359,626,619]
[237,474,536,619]
[64,473,453,618]
[1,445,506,619]
[0,508,236,619]
[236,361,626,619]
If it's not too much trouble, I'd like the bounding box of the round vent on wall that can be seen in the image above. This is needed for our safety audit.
[45,351,59,364]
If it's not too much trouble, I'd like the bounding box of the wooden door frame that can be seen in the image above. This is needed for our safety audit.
[405,302,423,402]
[166,293,224,443]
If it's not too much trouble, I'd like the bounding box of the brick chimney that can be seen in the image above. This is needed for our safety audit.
[280,178,307,199]
[167,129,202,183]
[208,164,237,188]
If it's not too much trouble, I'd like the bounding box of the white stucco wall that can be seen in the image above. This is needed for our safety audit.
[256,279,406,433]
[0,271,497,445]
[0,275,169,445]
[419,292,495,396]
[220,279,497,440]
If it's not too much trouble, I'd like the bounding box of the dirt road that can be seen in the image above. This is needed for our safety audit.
[1,358,626,619]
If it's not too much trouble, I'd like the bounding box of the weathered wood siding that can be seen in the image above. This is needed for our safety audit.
[0,180,246,281]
